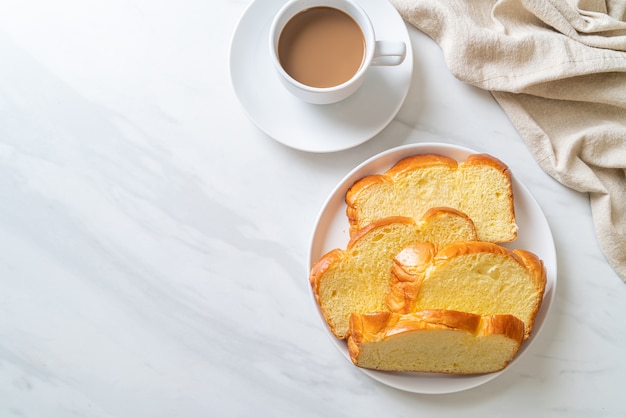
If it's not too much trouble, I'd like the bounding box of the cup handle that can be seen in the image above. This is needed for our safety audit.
[371,41,406,66]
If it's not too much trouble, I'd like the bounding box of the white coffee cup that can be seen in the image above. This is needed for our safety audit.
[269,0,406,104]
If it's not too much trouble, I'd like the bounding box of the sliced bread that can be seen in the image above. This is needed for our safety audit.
[345,153,518,243]
[389,241,546,339]
[347,310,525,374]
[310,208,478,339]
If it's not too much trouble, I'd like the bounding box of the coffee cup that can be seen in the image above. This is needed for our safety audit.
[269,0,406,104]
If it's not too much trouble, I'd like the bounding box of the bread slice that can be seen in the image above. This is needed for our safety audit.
[345,153,518,243]
[389,241,546,339]
[347,310,525,374]
[310,208,478,339]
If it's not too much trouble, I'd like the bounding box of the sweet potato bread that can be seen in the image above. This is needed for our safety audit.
[345,153,518,243]
[310,208,478,339]
[347,310,525,374]
[389,241,546,339]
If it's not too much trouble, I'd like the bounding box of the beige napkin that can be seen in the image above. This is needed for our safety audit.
[391,0,626,283]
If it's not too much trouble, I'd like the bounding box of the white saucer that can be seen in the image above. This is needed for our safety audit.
[308,143,557,394]
[229,0,414,153]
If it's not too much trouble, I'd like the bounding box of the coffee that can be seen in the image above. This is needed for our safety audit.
[278,7,365,88]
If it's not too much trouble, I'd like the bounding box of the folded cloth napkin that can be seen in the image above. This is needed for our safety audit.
[391,0,626,283]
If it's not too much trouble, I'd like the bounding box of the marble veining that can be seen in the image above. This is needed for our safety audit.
[1,0,625,416]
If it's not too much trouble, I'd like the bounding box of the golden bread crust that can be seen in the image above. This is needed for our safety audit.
[345,174,389,227]
[309,249,344,303]
[433,241,512,262]
[387,243,436,314]
[385,154,458,179]
[420,206,475,223]
[513,249,547,298]
[464,153,511,172]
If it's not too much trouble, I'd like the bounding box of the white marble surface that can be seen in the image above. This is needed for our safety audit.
[1,0,625,416]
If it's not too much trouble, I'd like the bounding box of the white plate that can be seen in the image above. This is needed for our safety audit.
[229,0,413,153]
[308,143,557,394]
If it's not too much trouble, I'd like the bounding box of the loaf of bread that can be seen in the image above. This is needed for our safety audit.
[347,310,525,374]
[345,153,518,243]
[310,208,478,339]
[389,241,546,339]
